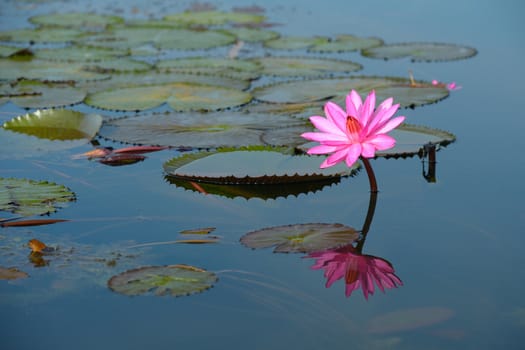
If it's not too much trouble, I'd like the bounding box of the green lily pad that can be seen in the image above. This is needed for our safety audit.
[82,58,153,74]
[309,34,384,52]
[163,146,359,185]
[165,174,344,200]
[29,12,124,29]
[2,109,102,141]
[252,56,362,77]
[157,57,261,81]
[0,80,86,108]
[34,45,128,62]
[0,177,76,217]
[240,101,323,119]
[0,28,84,43]
[99,111,308,148]
[155,29,236,50]
[226,27,279,42]
[107,264,218,297]
[85,82,252,111]
[0,58,110,82]
[361,42,478,62]
[0,45,25,58]
[240,223,359,253]
[264,36,330,50]
[163,11,265,26]
[252,76,449,109]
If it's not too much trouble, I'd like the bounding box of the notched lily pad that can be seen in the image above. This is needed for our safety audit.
[0,177,76,217]
[98,111,308,148]
[163,146,359,185]
[362,42,477,62]
[252,56,362,77]
[85,82,252,112]
[252,76,449,109]
[240,223,359,253]
[2,109,102,141]
[107,264,218,297]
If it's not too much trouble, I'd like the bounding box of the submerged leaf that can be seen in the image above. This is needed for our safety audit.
[0,266,29,280]
[108,264,218,296]
[0,178,76,217]
[1,219,68,227]
[241,223,359,253]
[367,307,455,334]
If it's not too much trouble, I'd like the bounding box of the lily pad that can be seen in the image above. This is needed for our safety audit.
[0,177,76,217]
[2,109,102,141]
[85,82,252,111]
[240,223,359,253]
[163,146,359,185]
[107,264,218,297]
[0,58,110,82]
[156,57,261,81]
[0,45,25,58]
[156,29,237,50]
[361,42,478,62]
[0,28,84,43]
[264,36,330,50]
[0,266,29,280]
[34,46,129,62]
[252,56,362,77]
[0,80,86,108]
[98,111,308,148]
[226,27,279,42]
[29,12,124,29]
[82,58,153,74]
[252,76,449,109]
[308,34,384,52]
[163,11,265,26]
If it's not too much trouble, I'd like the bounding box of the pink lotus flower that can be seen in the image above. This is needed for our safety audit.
[432,79,462,91]
[306,244,402,299]
[301,90,405,168]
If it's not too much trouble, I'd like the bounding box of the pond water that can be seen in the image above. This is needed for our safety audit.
[1,0,524,349]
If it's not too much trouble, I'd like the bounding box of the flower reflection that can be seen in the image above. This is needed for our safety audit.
[306,244,402,299]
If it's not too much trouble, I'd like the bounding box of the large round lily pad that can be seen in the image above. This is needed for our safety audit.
[0,28,84,43]
[0,80,86,108]
[2,109,102,141]
[252,56,362,77]
[264,36,330,50]
[98,111,308,148]
[240,223,359,253]
[156,57,261,81]
[361,42,478,62]
[163,147,360,185]
[163,11,265,26]
[29,12,124,29]
[85,82,252,111]
[0,178,76,217]
[34,46,129,62]
[252,76,449,109]
[226,27,279,42]
[107,264,218,297]
[308,34,384,52]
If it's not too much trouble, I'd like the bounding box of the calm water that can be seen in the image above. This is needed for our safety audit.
[1,0,524,349]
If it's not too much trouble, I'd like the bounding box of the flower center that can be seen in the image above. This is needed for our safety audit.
[346,116,361,141]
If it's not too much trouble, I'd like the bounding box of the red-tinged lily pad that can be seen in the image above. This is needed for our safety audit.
[240,223,359,253]
[1,219,68,227]
[180,227,216,235]
[0,266,29,280]
[0,178,76,217]
[99,154,146,166]
[107,264,218,297]
[2,109,102,141]
[361,42,477,62]
[366,307,455,334]
[163,146,360,185]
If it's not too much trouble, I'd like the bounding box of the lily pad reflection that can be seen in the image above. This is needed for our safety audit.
[241,223,359,253]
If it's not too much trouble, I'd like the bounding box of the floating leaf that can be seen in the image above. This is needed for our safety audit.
[107,264,218,297]
[0,80,86,108]
[252,76,449,108]
[366,307,455,334]
[1,219,68,227]
[0,45,25,58]
[0,28,84,43]
[85,82,251,111]
[99,154,146,166]
[163,147,359,185]
[0,178,76,217]
[264,36,329,50]
[2,109,102,141]
[252,56,362,77]
[163,11,265,26]
[240,223,359,253]
[34,45,128,62]
[309,34,384,52]
[83,58,153,73]
[0,58,110,82]
[362,42,477,62]
[226,27,279,42]
[155,29,236,50]
[29,12,124,29]
[98,111,307,148]
[157,57,261,80]
[0,266,29,280]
